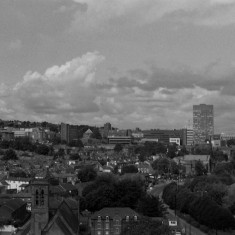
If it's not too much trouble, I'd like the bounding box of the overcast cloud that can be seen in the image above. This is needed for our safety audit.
[1,0,235,133]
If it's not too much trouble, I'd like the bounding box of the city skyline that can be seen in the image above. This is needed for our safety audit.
[1,1,235,133]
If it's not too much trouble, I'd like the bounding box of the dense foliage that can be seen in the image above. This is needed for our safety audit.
[81,173,165,217]
[121,217,170,235]
[151,157,184,175]
[121,164,138,174]
[0,138,52,156]
[135,142,167,157]
[137,194,167,217]
[2,149,18,161]
[77,166,97,182]
[162,181,235,230]
[114,143,123,153]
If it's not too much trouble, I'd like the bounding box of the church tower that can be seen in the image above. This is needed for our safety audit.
[30,179,49,235]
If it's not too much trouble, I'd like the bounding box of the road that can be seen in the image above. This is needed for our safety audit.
[150,182,206,235]
[167,207,206,235]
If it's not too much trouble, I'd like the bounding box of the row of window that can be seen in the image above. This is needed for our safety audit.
[96,228,119,235]
[97,215,137,222]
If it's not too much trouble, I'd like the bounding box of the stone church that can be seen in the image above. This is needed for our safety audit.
[16,178,79,235]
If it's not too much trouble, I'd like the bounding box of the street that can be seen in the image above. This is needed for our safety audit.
[150,182,206,235]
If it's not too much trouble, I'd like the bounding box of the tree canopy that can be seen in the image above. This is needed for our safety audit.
[137,194,167,217]
[2,149,18,161]
[122,164,138,174]
[195,160,207,176]
[81,173,148,212]
[114,143,123,153]
[162,179,235,230]
[77,166,97,182]
[121,217,170,235]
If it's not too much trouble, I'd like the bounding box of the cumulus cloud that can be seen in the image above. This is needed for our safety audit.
[0,51,234,130]
[12,51,105,115]
[71,0,235,30]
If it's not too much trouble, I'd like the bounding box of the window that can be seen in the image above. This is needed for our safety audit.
[97,223,101,229]
[105,216,109,221]
[40,189,44,206]
[98,216,101,222]
[115,228,119,234]
[105,223,109,229]
[126,216,129,222]
[97,231,101,235]
[115,219,119,225]
[35,189,39,206]
[134,215,137,221]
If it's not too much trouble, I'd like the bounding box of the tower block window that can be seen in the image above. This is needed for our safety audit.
[40,189,44,206]
[35,190,39,206]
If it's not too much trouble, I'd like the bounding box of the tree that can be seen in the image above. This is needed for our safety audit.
[2,149,18,160]
[77,166,97,182]
[90,128,102,139]
[138,154,146,162]
[213,162,234,175]
[68,139,84,148]
[163,181,235,230]
[152,157,170,174]
[137,195,167,217]
[0,140,10,149]
[57,148,65,157]
[121,217,170,235]
[98,159,107,166]
[82,174,145,212]
[227,139,235,147]
[167,144,177,159]
[70,153,81,161]
[114,143,123,153]
[122,164,138,174]
[144,142,167,155]
[36,144,50,155]
[113,165,119,174]
[213,149,228,162]
[195,160,207,176]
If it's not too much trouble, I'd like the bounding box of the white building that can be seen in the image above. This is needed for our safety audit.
[13,129,26,138]
[169,138,180,145]
[5,177,31,193]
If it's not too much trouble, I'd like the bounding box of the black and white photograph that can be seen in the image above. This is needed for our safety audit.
[0,0,235,234]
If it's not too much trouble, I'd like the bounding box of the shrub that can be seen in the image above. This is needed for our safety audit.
[199,225,210,233]
[191,220,200,228]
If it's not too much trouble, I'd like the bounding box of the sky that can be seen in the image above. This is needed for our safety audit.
[1,0,235,133]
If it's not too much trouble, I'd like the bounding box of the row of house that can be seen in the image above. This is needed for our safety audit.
[0,127,57,142]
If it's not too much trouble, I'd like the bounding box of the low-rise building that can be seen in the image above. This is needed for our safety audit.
[107,136,132,145]
[174,155,210,175]
[91,207,139,235]
[5,177,31,193]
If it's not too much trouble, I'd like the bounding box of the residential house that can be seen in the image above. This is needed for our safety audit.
[136,162,153,174]
[174,155,210,175]
[0,198,28,225]
[91,207,139,235]
[5,177,31,193]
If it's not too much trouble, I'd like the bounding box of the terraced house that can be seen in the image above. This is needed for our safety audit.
[91,207,139,235]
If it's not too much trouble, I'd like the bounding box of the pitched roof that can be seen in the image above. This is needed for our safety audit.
[6,177,31,182]
[0,180,9,186]
[182,155,210,162]
[0,199,26,220]
[4,198,26,211]
[91,207,139,220]
[84,129,93,134]
[43,200,78,235]
[60,183,77,192]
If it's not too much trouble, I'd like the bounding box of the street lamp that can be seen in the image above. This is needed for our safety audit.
[206,137,214,173]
